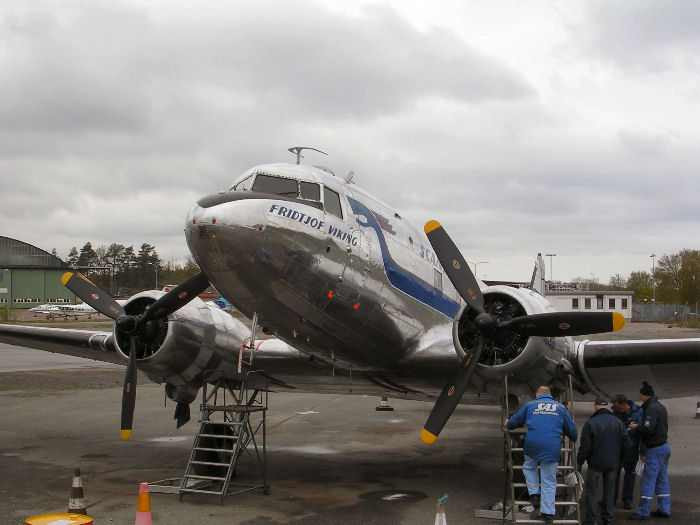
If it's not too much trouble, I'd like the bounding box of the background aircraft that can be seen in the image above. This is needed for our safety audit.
[2,152,699,444]
[28,302,98,320]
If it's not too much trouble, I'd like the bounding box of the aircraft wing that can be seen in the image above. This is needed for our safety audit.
[573,338,700,399]
[0,324,124,366]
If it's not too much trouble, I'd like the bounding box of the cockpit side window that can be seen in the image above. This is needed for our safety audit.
[232,174,254,192]
[252,174,299,197]
[299,181,320,201]
[323,186,343,219]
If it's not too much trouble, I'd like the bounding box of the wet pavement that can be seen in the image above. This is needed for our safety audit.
[0,321,698,524]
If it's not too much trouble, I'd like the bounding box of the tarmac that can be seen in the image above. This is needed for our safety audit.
[0,321,698,524]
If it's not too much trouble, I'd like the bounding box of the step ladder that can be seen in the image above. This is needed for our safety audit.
[179,369,269,505]
[501,376,582,524]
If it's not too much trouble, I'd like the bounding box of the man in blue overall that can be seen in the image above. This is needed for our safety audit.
[506,386,578,524]
[611,394,643,509]
[628,381,671,520]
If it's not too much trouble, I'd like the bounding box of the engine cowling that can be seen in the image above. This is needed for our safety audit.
[113,291,251,404]
[453,285,558,378]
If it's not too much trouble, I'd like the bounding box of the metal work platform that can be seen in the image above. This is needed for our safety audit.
[477,376,582,524]
[150,369,269,505]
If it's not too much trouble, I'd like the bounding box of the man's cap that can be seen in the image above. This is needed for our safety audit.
[639,381,654,396]
[594,397,609,406]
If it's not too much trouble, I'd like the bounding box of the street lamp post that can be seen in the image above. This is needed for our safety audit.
[650,254,656,303]
[590,273,595,290]
[468,261,489,278]
[545,254,556,281]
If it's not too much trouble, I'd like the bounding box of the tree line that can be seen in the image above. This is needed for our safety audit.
[57,242,201,296]
[58,242,698,309]
[574,249,699,309]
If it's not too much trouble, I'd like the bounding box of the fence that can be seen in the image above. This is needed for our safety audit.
[632,304,693,322]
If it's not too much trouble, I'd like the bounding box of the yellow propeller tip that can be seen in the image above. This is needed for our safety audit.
[612,312,626,332]
[120,430,132,441]
[61,272,74,286]
[424,220,442,234]
[421,428,438,445]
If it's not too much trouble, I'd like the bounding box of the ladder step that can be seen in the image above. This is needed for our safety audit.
[194,447,234,453]
[506,519,578,525]
[514,500,578,506]
[179,488,224,495]
[512,483,569,489]
[512,465,575,470]
[510,448,572,454]
[198,420,245,426]
[190,460,231,467]
[183,474,226,481]
[198,433,239,440]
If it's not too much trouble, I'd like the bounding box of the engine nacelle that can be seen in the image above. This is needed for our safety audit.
[114,291,251,404]
[453,285,559,379]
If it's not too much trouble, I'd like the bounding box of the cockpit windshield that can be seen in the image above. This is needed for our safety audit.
[248,174,322,204]
[252,174,298,197]
[231,171,340,217]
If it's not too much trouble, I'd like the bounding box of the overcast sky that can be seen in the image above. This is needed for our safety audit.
[2,0,698,284]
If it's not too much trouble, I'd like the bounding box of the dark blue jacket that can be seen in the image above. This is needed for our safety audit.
[613,401,642,461]
[577,408,628,471]
[636,395,668,453]
[507,394,578,462]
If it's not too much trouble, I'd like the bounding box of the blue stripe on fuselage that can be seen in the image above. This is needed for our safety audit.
[347,197,460,319]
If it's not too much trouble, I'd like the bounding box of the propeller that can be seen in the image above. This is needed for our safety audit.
[62,271,211,439]
[420,221,625,444]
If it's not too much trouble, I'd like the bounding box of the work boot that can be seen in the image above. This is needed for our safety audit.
[539,513,554,524]
[650,510,671,518]
[529,493,540,508]
[628,513,650,520]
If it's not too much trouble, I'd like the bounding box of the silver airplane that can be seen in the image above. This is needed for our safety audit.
[1,149,699,444]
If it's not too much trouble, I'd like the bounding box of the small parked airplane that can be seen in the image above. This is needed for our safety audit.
[28,302,98,320]
[1,148,698,444]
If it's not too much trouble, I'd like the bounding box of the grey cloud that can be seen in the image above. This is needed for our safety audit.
[580,0,700,70]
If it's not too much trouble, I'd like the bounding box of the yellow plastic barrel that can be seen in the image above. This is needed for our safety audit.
[25,514,94,525]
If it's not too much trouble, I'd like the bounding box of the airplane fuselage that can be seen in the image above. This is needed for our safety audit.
[186,164,463,371]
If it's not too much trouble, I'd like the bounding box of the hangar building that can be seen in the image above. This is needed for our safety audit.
[0,236,75,309]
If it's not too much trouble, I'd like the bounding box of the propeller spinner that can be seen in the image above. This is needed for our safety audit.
[62,271,211,439]
[420,221,625,444]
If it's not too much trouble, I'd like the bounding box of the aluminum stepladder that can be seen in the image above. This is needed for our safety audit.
[179,369,269,505]
[502,375,581,524]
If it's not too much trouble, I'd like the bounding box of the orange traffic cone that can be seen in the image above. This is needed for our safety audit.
[135,482,153,525]
[434,493,448,525]
[68,466,87,515]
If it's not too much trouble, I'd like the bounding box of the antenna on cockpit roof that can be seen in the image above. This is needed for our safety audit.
[288,146,328,165]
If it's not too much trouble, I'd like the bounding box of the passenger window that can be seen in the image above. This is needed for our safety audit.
[252,174,298,197]
[324,187,343,219]
[299,181,320,201]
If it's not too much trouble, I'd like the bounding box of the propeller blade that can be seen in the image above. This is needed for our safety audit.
[421,341,483,445]
[61,272,124,320]
[139,271,210,324]
[424,221,484,313]
[499,311,626,337]
[120,336,138,440]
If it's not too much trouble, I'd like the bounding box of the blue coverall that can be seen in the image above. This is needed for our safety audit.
[634,396,670,517]
[507,394,578,517]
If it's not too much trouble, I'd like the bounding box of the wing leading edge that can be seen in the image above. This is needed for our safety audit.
[573,338,700,400]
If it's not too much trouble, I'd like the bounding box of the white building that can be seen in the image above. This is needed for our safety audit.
[544,283,634,320]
